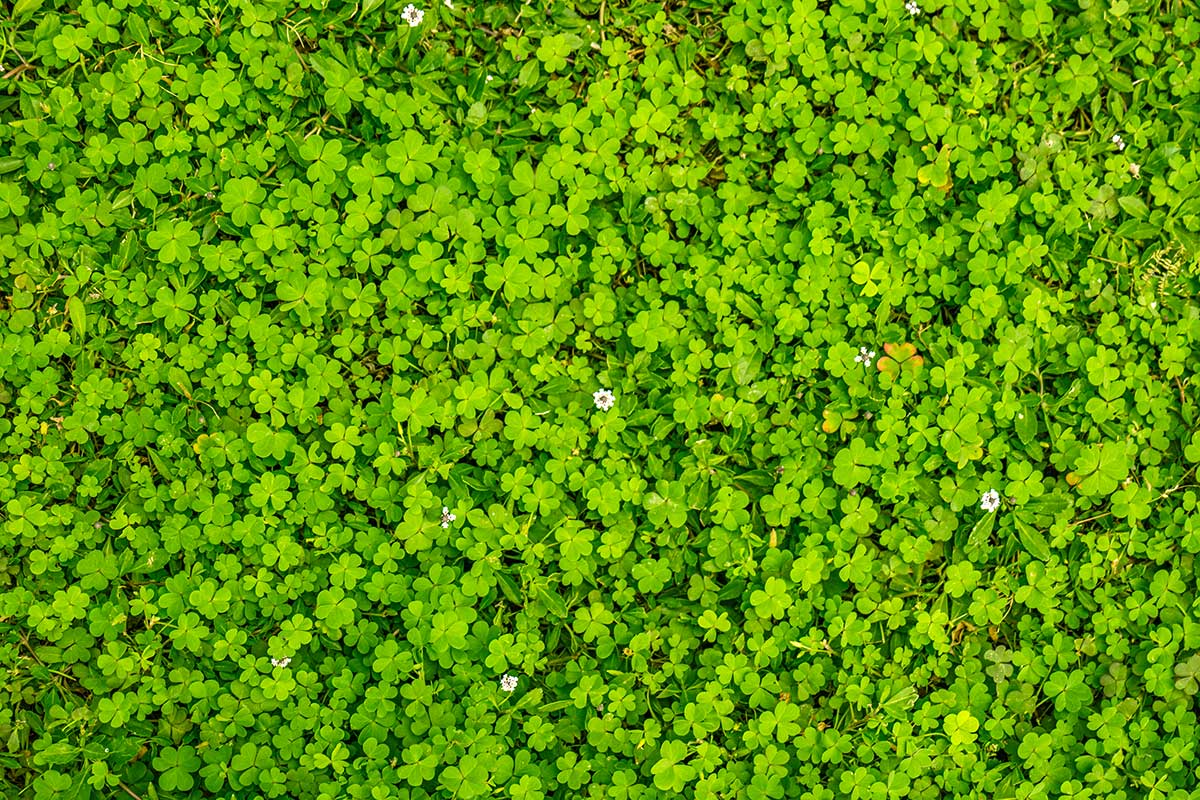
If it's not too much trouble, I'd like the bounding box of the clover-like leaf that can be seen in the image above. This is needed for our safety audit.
[876,342,925,379]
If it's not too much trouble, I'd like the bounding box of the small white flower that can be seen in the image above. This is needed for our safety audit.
[854,347,877,367]
[401,4,424,26]
[271,656,292,668]
[500,674,519,692]
[905,0,921,15]
[593,389,615,411]
[47,162,56,171]
[485,74,494,82]
[1129,162,1140,178]
[980,490,1001,513]
[441,506,456,529]
[444,0,453,6]
[1111,134,1125,151]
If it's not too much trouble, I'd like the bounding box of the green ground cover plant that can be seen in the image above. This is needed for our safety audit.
[2,0,1200,797]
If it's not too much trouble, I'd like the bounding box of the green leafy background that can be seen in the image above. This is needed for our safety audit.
[3,0,1200,798]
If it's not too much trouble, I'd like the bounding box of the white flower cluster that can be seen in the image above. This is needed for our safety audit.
[441,506,456,529]
[854,347,876,367]
[271,657,292,668]
[593,389,615,411]
[401,4,424,26]
[500,674,519,692]
[905,1,921,15]
[1111,134,1125,151]
[980,490,1000,513]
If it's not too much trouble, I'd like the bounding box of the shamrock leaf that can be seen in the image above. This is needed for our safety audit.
[917,144,954,192]
[152,745,201,791]
[1066,442,1130,497]
[146,219,200,264]
[876,342,925,379]
[652,741,696,793]
[1174,654,1200,695]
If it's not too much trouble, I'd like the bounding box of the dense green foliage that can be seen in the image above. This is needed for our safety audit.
[3,0,1200,797]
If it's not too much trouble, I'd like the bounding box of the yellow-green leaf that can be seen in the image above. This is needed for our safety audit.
[66,296,87,338]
